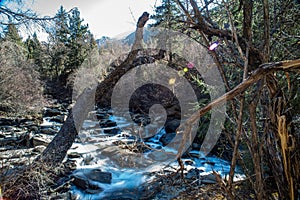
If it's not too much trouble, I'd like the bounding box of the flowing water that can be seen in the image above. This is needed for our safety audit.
[55,110,245,199]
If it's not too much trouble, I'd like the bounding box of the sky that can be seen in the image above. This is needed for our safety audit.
[30,0,160,39]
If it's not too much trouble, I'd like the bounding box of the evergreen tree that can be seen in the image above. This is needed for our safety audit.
[151,0,182,29]
[46,6,97,81]
[50,6,70,78]
[65,7,95,75]
[66,8,87,74]
[55,6,69,43]
[4,24,23,44]
[24,32,51,77]
[25,33,40,59]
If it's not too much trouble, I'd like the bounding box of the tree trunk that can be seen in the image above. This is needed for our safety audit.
[36,12,153,165]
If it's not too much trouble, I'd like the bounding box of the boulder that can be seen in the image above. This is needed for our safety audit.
[32,134,53,147]
[200,173,217,184]
[186,168,201,179]
[72,174,89,190]
[33,145,46,153]
[68,152,81,159]
[164,119,180,133]
[43,108,62,117]
[71,174,104,193]
[85,169,112,184]
[40,127,57,135]
[49,115,65,123]
[103,127,120,135]
[99,119,117,128]
[0,118,16,126]
[159,133,176,146]
[0,136,19,146]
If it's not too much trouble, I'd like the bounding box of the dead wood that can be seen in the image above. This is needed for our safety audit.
[36,12,155,165]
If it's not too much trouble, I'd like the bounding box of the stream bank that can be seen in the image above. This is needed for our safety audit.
[0,103,244,199]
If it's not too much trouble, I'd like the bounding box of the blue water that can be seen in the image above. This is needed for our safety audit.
[68,113,244,199]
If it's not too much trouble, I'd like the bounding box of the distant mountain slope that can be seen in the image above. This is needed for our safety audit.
[96,28,153,48]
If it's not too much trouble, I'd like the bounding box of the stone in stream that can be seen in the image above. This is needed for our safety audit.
[200,173,217,184]
[72,174,90,190]
[164,119,180,133]
[64,159,77,172]
[85,169,112,184]
[32,134,53,147]
[99,119,117,128]
[0,118,17,126]
[103,127,120,135]
[71,170,112,194]
[49,115,65,123]
[40,127,57,135]
[96,110,110,120]
[49,192,71,200]
[0,136,19,146]
[32,145,46,153]
[68,152,81,159]
[0,125,14,131]
[185,168,203,179]
[159,132,176,146]
[43,107,62,117]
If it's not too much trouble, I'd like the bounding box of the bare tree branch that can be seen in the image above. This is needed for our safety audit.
[177,59,300,136]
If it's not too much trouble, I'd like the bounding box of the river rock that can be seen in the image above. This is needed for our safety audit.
[165,119,180,133]
[0,136,19,146]
[200,173,217,184]
[0,118,16,126]
[32,145,46,153]
[159,132,176,146]
[49,115,65,123]
[49,192,71,200]
[96,110,109,119]
[40,127,57,135]
[43,107,62,117]
[26,125,39,132]
[0,125,14,131]
[68,152,81,159]
[185,168,202,179]
[103,127,120,135]
[32,134,53,147]
[85,169,112,184]
[71,174,103,193]
[64,159,77,172]
[72,174,90,190]
[99,119,117,128]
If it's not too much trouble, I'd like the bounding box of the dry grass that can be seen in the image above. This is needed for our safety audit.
[0,161,65,200]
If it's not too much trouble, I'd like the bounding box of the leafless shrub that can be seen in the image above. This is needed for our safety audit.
[0,41,45,116]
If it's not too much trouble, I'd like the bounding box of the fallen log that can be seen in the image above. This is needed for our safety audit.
[36,12,159,165]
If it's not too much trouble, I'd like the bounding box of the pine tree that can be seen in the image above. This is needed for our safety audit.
[4,24,23,45]
[24,32,51,77]
[25,33,40,59]
[45,6,97,82]
[50,6,70,78]
[65,7,94,75]
[55,6,69,44]
[151,0,182,29]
